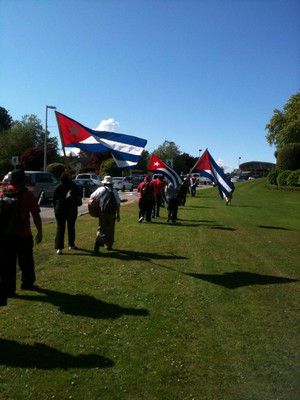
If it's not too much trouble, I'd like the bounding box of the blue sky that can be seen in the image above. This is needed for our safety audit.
[1,0,299,170]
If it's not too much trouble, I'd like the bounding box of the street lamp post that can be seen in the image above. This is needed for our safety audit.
[44,105,57,171]
[238,156,241,168]
[199,148,202,158]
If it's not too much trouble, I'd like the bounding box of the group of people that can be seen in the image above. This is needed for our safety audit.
[137,174,197,224]
[0,169,199,308]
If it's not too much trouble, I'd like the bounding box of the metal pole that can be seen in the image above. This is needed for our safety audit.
[43,106,48,171]
[44,105,57,171]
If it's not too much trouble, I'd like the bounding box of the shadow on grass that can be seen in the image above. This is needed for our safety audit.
[209,226,236,231]
[18,287,149,319]
[184,271,299,289]
[258,225,290,231]
[184,206,214,209]
[234,205,261,208]
[177,219,216,223]
[69,248,188,263]
[151,221,202,227]
[0,338,113,370]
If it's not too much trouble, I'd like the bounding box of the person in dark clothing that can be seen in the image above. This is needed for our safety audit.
[165,181,179,223]
[0,169,43,302]
[137,176,155,223]
[177,176,190,206]
[53,172,82,255]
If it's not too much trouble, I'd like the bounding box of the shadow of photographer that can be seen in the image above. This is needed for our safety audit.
[0,338,114,370]
[17,287,149,320]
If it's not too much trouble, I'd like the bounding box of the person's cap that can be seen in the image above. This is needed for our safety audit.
[102,175,113,184]
[10,169,26,184]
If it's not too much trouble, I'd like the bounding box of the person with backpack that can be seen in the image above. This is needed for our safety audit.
[137,176,155,223]
[0,169,42,299]
[89,176,120,254]
[53,172,82,255]
[165,180,179,224]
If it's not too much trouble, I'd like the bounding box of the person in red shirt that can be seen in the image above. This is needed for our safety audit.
[151,175,165,218]
[1,169,43,298]
[137,176,155,223]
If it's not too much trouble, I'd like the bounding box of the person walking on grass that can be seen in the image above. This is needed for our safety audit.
[53,172,82,255]
[0,169,42,300]
[90,176,120,254]
[165,180,179,224]
[151,175,165,218]
[137,176,155,223]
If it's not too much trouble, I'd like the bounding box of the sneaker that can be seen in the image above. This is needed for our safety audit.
[68,246,78,250]
[56,249,63,255]
[138,216,144,223]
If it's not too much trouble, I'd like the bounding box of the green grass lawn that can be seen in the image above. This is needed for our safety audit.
[1,179,299,400]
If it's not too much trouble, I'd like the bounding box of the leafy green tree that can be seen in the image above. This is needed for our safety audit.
[153,141,181,162]
[266,92,300,149]
[135,150,150,172]
[100,157,121,177]
[277,143,300,170]
[0,107,13,132]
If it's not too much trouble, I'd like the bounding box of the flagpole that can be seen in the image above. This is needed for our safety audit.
[188,148,207,175]
[55,111,68,163]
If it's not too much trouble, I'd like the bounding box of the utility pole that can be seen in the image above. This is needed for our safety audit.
[44,105,57,171]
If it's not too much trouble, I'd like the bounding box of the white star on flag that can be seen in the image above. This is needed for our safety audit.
[154,161,160,166]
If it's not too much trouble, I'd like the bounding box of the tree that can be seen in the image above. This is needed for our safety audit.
[0,107,13,132]
[153,141,181,162]
[100,157,121,177]
[276,143,300,170]
[135,150,150,172]
[174,152,198,174]
[21,144,58,170]
[0,113,59,176]
[266,92,300,149]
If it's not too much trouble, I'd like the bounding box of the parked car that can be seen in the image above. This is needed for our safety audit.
[73,179,98,197]
[130,175,144,188]
[2,171,59,202]
[112,177,134,191]
[75,173,101,186]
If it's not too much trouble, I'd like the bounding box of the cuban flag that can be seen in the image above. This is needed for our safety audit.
[55,111,147,168]
[148,154,182,188]
[192,149,234,198]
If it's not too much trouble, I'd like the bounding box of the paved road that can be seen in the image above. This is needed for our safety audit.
[39,190,139,222]
[39,185,213,223]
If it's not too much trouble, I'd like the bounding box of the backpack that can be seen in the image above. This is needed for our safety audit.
[88,187,117,217]
[88,197,100,218]
[0,188,22,236]
[100,187,117,213]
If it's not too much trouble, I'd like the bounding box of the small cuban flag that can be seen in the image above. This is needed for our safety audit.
[148,154,182,188]
[55,111,147,168]
[192,149,235,198]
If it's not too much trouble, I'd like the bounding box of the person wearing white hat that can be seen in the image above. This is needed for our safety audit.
[89,176,120,253]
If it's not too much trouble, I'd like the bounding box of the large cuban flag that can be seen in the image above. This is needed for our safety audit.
[193,149,234,198]
[55,111,147,168]
[148,154,182,188]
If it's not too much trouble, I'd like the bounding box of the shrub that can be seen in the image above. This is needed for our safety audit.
[287,170,300,187]
[277,170,291,186]
[47,163,65,179]
[267,167,281,185]
[277,143,300,170]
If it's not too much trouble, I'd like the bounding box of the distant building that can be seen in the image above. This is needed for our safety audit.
[239,161,275,178]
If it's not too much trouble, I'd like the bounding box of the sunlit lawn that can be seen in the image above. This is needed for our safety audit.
[0,179,299,400]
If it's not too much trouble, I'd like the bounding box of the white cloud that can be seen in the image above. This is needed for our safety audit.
[216,158,233,172]
[95,118,120,132]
